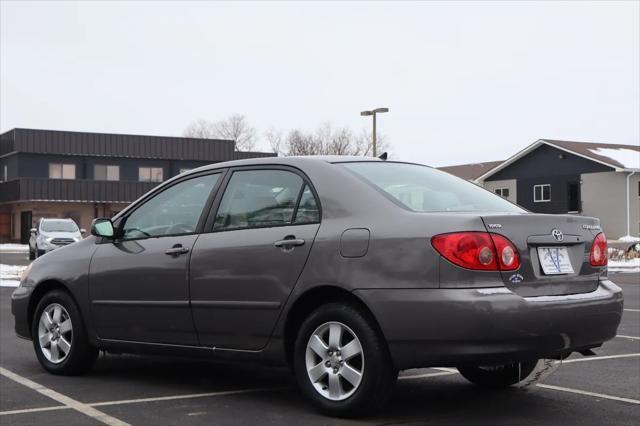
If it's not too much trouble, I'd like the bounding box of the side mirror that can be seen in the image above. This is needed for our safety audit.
[91,218,115,238]
[30,228,37,234]
[80,228,87,234]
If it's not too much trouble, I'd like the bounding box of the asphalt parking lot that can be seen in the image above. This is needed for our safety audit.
[0,252,638,425]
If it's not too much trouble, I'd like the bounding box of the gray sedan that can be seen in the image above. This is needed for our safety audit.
[11,156,623,417]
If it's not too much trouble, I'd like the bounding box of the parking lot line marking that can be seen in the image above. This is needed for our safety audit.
[433,367,458,373]
[399,371,457,380]
[561,353,640,364]
[616,335,640,340]
[624,308,640,312]
[0,405,70,416]
[89,387,285,407]
[537,384,640,405]
[0,367,130,426]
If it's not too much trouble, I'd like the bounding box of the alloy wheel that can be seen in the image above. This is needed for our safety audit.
[38,303,73,364]
[305,321,364,401]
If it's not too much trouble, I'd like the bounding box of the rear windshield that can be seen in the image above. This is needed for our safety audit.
[342,162,524,213]
[41,220,78,232]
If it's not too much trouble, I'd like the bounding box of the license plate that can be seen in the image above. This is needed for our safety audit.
[537,247,574,275]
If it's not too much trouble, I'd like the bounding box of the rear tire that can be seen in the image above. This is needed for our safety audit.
[293,302,397,417]
[31,289,98,375]
[457,360,538,388]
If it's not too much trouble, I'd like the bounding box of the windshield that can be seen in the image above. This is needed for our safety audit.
[41,220,79,233]
[342,162,524,213]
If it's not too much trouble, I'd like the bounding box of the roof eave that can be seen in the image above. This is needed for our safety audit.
[475,139,634,182]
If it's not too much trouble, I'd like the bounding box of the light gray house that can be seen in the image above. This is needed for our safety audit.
[439,139,639,239]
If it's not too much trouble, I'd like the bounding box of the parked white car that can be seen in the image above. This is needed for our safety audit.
[29,218,85,259]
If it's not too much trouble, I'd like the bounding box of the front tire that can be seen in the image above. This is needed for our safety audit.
[457,360,538,388]
[31,289,98,375]
[293,302,397,417]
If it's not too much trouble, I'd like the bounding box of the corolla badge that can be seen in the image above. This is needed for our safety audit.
[551,229,563,242]
[581,224,600,230]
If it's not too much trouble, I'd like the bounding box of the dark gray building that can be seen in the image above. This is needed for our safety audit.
[0,128,275,242]
[440,139,640,239]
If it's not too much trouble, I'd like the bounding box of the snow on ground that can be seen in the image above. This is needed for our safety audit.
[608,258,640,274]
[0,264,27,288]
[589,147,640,170]
[618,235,640,243]
[0,244,29,252]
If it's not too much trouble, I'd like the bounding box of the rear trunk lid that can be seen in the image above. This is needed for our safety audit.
[481,213,604,297]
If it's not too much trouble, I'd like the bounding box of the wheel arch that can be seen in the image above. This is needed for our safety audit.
[283,285,387,367]
[27,279,76,337]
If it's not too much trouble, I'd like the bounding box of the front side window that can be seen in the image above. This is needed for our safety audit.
[214,170,308,231]
[343,162,524,213]
[139,167,164,182]
[122,173,220,239]
[49,163,76,179]
[95,165,120,181]
[533,184,551,202]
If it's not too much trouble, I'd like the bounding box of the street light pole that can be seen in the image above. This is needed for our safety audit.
[360,107,389,157]
[372,113,377,157]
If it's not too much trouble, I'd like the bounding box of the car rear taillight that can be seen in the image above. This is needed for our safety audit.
[589,232,608,267]
[490,233,520,271]
[431,232,520,271]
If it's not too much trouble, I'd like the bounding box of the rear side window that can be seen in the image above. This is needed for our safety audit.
[214,170,318,231]
[343,162,524,213]
[294,185,320,224]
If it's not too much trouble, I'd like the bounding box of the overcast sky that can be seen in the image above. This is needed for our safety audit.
[1,1,638,166]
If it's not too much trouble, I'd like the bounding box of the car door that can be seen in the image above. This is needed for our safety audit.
[189,167,321,350]
[89,172,223,345]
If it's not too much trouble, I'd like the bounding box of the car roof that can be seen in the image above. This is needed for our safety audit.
[182,155,384,175]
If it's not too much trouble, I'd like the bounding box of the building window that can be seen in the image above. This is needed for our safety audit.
[94,165,120,181]
[139,167,163,182]
[495,188,510,198]
[1,165,6,182]
[533,184,551,202]
[49,163,76,179]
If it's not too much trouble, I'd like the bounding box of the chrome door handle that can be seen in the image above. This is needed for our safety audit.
[165,245,190,256]
[274,238,305,248]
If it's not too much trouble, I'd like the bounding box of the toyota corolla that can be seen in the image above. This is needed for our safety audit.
[12,156,623,417]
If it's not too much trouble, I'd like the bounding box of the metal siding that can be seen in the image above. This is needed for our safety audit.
[1,129,271,186]
[487,144,613,181]
[0,178,159,203]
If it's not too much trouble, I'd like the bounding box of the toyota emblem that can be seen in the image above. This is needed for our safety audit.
[551,229,564,242]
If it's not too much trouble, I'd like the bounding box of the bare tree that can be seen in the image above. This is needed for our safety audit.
[213,114,257,151]
[183,114,256,151]
[265,128,284,155]
[275,123,389,157]
[183,119,217,140]
[286,129,319,156]
[353,128,390,156]
[185,116,390,156]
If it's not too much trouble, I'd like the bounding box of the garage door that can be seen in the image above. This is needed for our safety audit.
[0,213,10,239]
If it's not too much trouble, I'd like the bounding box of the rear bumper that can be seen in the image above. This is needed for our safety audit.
[355,279,623,370]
